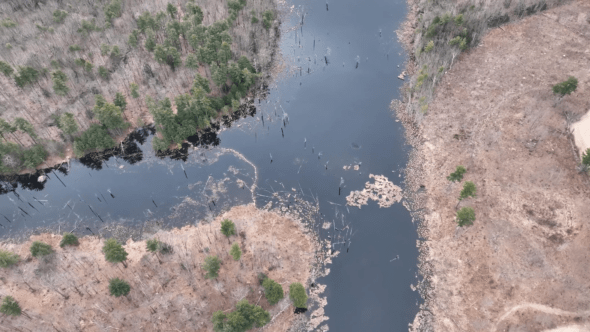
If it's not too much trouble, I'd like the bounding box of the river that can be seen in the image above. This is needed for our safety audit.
[0,0,420,330]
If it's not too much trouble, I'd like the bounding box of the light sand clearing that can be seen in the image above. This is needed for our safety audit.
[572,110,590,159]
[0,205,317,331]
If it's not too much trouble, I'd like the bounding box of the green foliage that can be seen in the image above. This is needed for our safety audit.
[0,250,19,268]
[98,66,109,80]
[128,30,139,48]
[144,31,156,52]
[30,241,53,258]
[114,92,127,110]
[185,54,199,69]
[582,148,590,167]
[221,219,236,237]
[424,40,434,53]
[289,283,308,308]
[203,255,221,279]
[14,66,39,88]
[22,145,47,169]
[447,165,466,182]
[111,45,120,58]
[262,278,284,305]
[1,18,17,28]
[230,243,241,261]
[146,238,160,253]
[93,96,128,130]
[454,14,465,26]
[238,56,255,73]
[102,238,128,265]
[552,76,578,97]
[100,43,111,56]
[257,272,268,285]
[167,3,178,17]
[212,300,270,332]
[77,19,100,36]
[263,10,274,30]
[108,278,130,297]
[154,45,182,69]
[0,61,13,77]
[105,0,123,23]
[53,10,68,24]
[251,10,259,24]
[73,124,115,157]
[456,207,475,227]
[186,3,204,25]
[60,233,79,248]
[217,42,232,64]
[69,44,82,52]
[459,181,476,200]
[130,83,140,98]
[152,136,168,151]
[211,63,228,87]
[0,296,21,316]
[52,70,69,96]
[14,118,37,139]
[449,36,467,50]
[75,58,94,72]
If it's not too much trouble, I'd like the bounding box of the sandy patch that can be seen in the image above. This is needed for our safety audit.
[0,205,317,331]
[345,174,403,209]
[572,110,590,159]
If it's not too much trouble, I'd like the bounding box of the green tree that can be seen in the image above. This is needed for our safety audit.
[102,238,128,267]
[237,56,255,73]
[447,165,466,182]
[98,66,110,80]
[230,243,241,261]
[167,3,177,17]
[193,73,210,93]
[0,296,21,316]
[262,278,284,305]
[211,63,227,87]
[144,30,156,52]
[263,10,274,30]
[582,148,590,167]
[146,238,163,263]
[128,30,139,48]
[14,118,37,141]
[108,278,130,297]
[251,10,259,24]
[111,45,120,58]
[30,241,52,258]
[217,42,232,64]
[459,181,476,200]
[73,124,116,157]
[456,207,475,226]
[14,66,39,88]
[0,61,13,76]
[58,112,79,136]
[51,70,69,96]
[60,233,79,248]
[212,300,270,332]
[53,9,68,24]
[137,12,157,32]
[93,97,128,130]
[105,0,122,22]
[203,255,221,279]
[0,250,19,268]
[553,76,578,98]
[289,283,308,308]
[152,136,168,151]
[114,92,127,110]
[185,53,200,69]
[22,145,47,169]
[220,219,236,239]
[130,83,140,98]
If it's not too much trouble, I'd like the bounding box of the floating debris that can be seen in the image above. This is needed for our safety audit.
[346,174,403,209]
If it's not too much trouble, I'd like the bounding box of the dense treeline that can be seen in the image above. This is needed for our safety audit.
[0,0,278,173]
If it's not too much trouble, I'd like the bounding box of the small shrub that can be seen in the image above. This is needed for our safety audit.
[100,43,111,56]
[0,250,19,268]
[257,272,268,285]
[203,255,221,279]
[456,207,475,226]
[111,45,120,58]
[0,61,13,76]
[73,124,115,157]
[30,241,52,258]
[104,0,122,22]
[53,10,68,24]
[552,76,578,97]
[262,278,284,305]
[212,300,270,332]
[102,238,128,267]
[1,18,17,28]
[60,233,79,247]
[230,243,241,261]
[454,14,465,26]
[447,165,466,182]
[146,238,160,253]
[262,10,273,30]
[69,44,82,52]
[22,145,47,169]
[0,296,21,316]
[130,83,139,98]
[57,112,79,136]
[108,278,130,297]
[114,92,127,110]
[289,282,308,308]
[14,66,39,88]
[459,181,476,200]
[582,148,590,166]
[424,40,434,53]
[98,66,109,80]
[220,219,236,238]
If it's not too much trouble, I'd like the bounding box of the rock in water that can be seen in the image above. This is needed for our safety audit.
[37,175,47,183]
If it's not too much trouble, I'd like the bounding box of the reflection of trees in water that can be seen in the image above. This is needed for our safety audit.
[0,101,259,195]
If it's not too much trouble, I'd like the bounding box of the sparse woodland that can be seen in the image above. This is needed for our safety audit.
[0,0,279,174]
[0,205,314,331]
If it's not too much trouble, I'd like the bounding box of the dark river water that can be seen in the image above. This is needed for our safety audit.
[0,0,420,330]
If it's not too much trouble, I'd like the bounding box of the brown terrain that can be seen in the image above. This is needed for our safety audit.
[0,205,318,331]
[400,0,590,331]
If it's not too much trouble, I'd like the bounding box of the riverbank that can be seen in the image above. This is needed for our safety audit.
[397,0,590,331]
[0,205,320,331]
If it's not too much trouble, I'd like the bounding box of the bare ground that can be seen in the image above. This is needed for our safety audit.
[0,204,318,331]
[398,1,590,331]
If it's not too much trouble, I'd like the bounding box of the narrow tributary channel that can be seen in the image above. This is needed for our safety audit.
[0,0,420,330]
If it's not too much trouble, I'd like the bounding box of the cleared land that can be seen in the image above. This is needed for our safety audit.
[0,205,316,331]
[401,1,590,331]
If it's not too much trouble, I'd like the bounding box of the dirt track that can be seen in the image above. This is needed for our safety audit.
[401,1,590,331]
[0,205,316,331]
